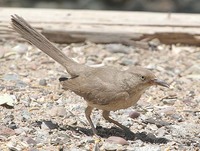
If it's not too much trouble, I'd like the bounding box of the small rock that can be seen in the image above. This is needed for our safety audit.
[3,114,14,124]
[67,118,77,125]
[171,114,183,122]
[47,107,58,117]
[105,44,130,54]
[0,126,15,136]
[106,136,128,145]
[8,122,17,130]
[9,64,19,70]
[0,94,16,108]
[161,98,176,105]
[147,124,158,131]
[48,106,67,117]
[57,107,67,117]
[149,38,161,50]
[12,44,28,55]
[15,128,24,135]
[129,110,140,119]
[157,127,166,137]
[16,80,28,88]
[26,137,37,146]
[21,110,31,121]
[39,79,47,86]
[3,74,19,81]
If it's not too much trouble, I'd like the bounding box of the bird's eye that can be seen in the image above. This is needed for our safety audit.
[141,76,146,81]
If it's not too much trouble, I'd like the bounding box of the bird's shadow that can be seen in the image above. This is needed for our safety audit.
[34,120,168,144]
[59,124,169,144]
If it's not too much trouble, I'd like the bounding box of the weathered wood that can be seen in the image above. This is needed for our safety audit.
[0,7,200,46]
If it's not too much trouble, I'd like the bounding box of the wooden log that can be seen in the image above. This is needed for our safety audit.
[0,7,200,46]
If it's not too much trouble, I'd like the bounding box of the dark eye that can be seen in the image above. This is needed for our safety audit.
[141,76,146,81]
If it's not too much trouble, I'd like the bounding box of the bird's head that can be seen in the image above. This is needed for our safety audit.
[128,66,169,90]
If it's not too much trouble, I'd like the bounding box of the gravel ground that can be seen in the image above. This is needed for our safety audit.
[0,40,200,151]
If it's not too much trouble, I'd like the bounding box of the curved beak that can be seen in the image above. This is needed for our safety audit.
[153,79,169,88]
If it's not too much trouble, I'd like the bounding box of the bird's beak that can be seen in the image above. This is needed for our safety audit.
[153,79,169,88]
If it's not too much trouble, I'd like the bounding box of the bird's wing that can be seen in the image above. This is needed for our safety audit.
[60,69,130,105]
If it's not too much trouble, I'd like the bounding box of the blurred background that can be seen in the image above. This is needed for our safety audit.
[1,0,200,13]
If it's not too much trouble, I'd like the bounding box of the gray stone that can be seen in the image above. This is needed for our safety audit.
[39,79,47,86]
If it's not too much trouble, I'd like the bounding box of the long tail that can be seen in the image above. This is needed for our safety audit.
[11,14,84,76]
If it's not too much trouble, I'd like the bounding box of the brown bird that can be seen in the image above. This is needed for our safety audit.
[11,15,169,135]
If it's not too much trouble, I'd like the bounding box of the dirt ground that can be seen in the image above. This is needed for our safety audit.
[0,39,200,151]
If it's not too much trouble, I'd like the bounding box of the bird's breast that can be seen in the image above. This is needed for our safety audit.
[87,93,142,111]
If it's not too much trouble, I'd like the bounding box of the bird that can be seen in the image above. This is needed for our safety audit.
[11,14,169,136]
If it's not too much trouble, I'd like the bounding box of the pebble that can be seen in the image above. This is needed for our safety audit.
[9,64,19,70]
[39,79,47,86]
[15,128,25,135]
[26,137,37,146]
[12,44,28,55]
[147,124,158,131]
[67,118,77,125]
[8,122,17,130]
[0,126,15,136]
[105,44,130,54]
[156,127,166,137]
[3,74,19,81]
[171,114,183,122]
[20,95,31,107]
[129,110,140,119]
[48,106,67,117]
[56,107,67,117]
[16,80,28,88]
[161,98,176,105]
[106,136,129,145]
[21,110,31,121]
[0,93,16,107]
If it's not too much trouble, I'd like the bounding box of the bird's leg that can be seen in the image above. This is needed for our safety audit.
[102,110,130,131]
[85,106,101,150]
[85,106,97,135]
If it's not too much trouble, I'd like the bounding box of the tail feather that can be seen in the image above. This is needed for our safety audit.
[11,14,81,76]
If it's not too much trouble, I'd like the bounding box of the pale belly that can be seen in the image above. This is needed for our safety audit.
[87,94,142,111]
